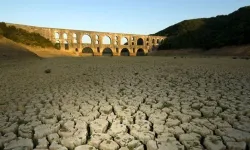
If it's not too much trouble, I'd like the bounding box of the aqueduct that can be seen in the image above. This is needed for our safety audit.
[6,23,166,56]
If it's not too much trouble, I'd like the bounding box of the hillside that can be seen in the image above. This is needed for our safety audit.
[0,36,40,60]
[0,22,54,48]
[154,6,250,50]
[0,36,78,60]
[0,22,78,59]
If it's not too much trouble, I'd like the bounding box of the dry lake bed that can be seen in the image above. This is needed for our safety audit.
[0,56,250,150]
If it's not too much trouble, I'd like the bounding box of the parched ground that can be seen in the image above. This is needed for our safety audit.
[0,56,250,150]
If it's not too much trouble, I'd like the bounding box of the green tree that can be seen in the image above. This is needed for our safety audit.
[154,6,250,50]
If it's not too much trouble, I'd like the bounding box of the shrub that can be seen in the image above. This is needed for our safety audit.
[0,28,3,35]
[54,43,61,50]
[240,56,250,60]
[44,69,51,74]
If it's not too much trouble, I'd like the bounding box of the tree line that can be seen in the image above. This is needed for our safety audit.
[154,6,250,50]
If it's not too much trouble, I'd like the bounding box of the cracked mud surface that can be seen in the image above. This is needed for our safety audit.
[0,57,250,150]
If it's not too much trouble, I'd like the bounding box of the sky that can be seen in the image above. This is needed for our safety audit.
[0,0,249,35]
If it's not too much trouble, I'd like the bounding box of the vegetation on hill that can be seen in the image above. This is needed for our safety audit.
[154,6,250,50]
[0,22,54,48]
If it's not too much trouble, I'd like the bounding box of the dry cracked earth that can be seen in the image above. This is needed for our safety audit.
[0,57,250,150]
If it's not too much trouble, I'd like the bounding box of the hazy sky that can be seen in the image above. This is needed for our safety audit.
[0,0,249,35]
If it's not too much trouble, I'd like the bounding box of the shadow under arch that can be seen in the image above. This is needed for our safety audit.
[82,47,94,56]
[64,40,69,50]
[102,48,113,56]
[55,40,61,50]
[136,48,145,56]
[120,48,130,56]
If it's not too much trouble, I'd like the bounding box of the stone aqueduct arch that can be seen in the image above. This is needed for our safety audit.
[6,23,166,56]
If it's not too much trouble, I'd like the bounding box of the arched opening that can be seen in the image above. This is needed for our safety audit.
[137,38,144,45]
[64,40,69,50]
[103,35,111,45]
[63,33,67,40]
[95,35,99,44]
[152,39,155,44]
[136,48,145,56]
[157,39,160,44]
[102,48,113,56]
[55,32,60,39]
[121,37,128,45]
[120,48,130,56]
[82,34,92,44]
[55,40,60,50]
[73,33,77,43]
[82,47,94,56]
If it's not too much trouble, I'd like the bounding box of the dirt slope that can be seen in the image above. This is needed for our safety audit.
[22,45,78,58]
[0,36,78,61]
[0,36,40,60]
